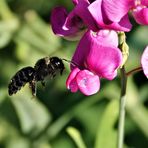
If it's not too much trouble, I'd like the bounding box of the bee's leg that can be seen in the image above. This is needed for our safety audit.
[51,71,56,79]
[52,74,56,78]
[29,80,36,97]
[60,68,64,75]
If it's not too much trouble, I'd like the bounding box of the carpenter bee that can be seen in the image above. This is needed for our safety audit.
[8,56,65,96]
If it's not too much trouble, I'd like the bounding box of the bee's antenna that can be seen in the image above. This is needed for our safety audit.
[62,58,79,67]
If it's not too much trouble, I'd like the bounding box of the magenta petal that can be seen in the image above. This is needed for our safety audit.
[51,7,84,40]
[71,30,122,78]
[132,8,148,25]
[96,30,118,47]
[102,0,132,22]
[74,0,98,31]
[88,0,106,27]
[71,31,92,70]
[64,0,98,32]
[88,0,132,31]
[86,30,122,80]
[76,70,100,95]
[71,30,118,70]
[66,68,80,92]
[72,0,78,5]
[141,0,148,6]
[118,14,132,31]
[141,46,148,78]
[86,45,122,80]
[63,8,84,30]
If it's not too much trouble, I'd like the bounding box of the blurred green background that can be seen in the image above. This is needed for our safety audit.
[0,0,148,148]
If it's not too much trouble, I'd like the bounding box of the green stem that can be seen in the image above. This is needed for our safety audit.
[117,66,127,148]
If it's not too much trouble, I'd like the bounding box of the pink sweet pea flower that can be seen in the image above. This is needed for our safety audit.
[131,0,148,25]
[66,68,100,95]
[88,0,148,31]
[141,46,148,78]
[51,7,85,40]
[51,0,98,40]
[51,0,147,39]
[88,0,133,32]
[66,30,122,95]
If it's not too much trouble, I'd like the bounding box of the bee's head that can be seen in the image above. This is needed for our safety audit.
[50,57,65,74]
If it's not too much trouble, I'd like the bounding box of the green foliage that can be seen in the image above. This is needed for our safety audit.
[0,0,148,148]
[67,127,87,148]
[95,100,119,148]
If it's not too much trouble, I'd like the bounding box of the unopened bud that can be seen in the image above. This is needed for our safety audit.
[120,42,129,68]
[118,32,129,67]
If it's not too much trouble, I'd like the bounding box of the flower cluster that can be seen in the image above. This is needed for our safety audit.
[51,0,148,95]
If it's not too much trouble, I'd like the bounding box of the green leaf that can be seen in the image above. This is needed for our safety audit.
[0,88,7,104]
[32,138,52,148]
[95,100,119,148]
[0,31,11,48]
[126,78,148,137]
[0,19,19,48]
[67,126,87,148]
[25,10,60,46]
[139,84,148,103]
[0,0,15,20]
[15,11,60,55]
[10,88,52,136]
[15,38,46,64]
[6,137,30,148]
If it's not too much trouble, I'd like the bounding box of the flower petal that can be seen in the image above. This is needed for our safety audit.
[118,14,133,31]
[71,30,122,77]
[71,31,92,70]
[141,46,148,78]
[73,0,98,31]
[88,0,132,31]
[86,31,122,80]
[86,44,122,80]
[51,7,85,40]
[132,7,148,25]
[66,68,80,92]
[76,70,100,95]
[96,30,118,47]
[141,0,148,6]
[72,0,78,5]
[102,0,133,22]
[71,30,118,70]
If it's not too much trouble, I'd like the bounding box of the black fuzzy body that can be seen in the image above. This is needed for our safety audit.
[8,67,35,96]
[8,57,65,96]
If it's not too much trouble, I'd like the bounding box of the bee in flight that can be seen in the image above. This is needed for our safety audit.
[8,56,66,97]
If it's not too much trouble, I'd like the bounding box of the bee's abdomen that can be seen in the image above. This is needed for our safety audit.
[8,67,35,96]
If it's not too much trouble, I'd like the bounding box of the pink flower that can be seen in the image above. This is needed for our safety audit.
[51,0,148,39]
[50,7,85,40]
[88,0,148,31]
[66,68,100,95]
[66,30,122,95]
[131,0,148,25]
[88,0,133,32]
[141,46,148,78]
[51,0,98,40]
